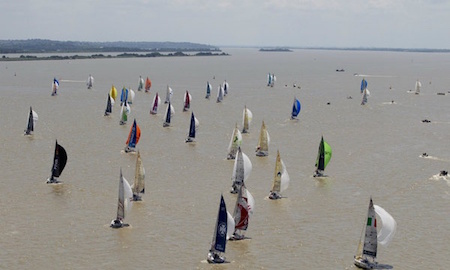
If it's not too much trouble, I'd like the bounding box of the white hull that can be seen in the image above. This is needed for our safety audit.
[354,257,377,269]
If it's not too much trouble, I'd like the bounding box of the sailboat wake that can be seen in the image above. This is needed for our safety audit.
[430,174,450,187]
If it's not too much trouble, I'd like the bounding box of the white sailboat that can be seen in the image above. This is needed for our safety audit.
[242,106,252,134]
[216,84,224,103]
[137,76,144,91]
[164,85,173,104]
[230,184,255,240]
[230,147,252,194]
[150,92,161,115]
[415,79,422,95]
[354,198,397,269]
[119,101,131,125]
[269,150,290,199]
[255,120,270,156]
[86,74,94,89]
[223,80,229,96]
[227,124,242,160]
[131,152,145,201]
[128,88,135,104]
[24,106,38,135]
[110,168,133,228]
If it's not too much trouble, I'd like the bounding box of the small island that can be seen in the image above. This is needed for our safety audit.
[259,47,293,52]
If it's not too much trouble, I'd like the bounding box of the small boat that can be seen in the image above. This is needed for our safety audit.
[291,97,301,120]
[207,195,229,264]
[354,198,397,269]
[185,111,199,143]
[216,84,224,103]
[150,92,161,115]
[163,102,174,127]
[24,106,38,135]
[314,136,332,177]
[223,80,229,96]
[145,77,152,93]
[183,90,192,111]
[120,87,128,106]
[361,78,368,94]
[125,119,141,153]
[227,124,242,160]
[47,140,67,184]
[137,76,144,91]
[255,121,270,157]
[242,106,252,133]
[131,152,145,201]
[269,150,290,199]
[128,88,135,104]
[230,147,252,194]
[164,85,173,104]
[267,73,276,87]
[104,93,113,116]
[361,87,370,105]
[119,101,130,125]
[86,74,94,89]
[51,78,59,96]
[110,85,118,101]
[415,79,422,95]
[110,168,133,228]
[230,183,255,240]
[205,81,212,99]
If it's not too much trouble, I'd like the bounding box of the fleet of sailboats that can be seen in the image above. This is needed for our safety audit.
[131,152,145,201]
[24,106,38,135]
[255,121,270,156]
[354,198,397,269]
[269,150,290,199]
[110,168,133,228]
[47,140,67,184]
[314,136,332,177]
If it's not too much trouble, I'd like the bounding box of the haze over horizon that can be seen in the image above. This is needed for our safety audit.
[1,0,449,49]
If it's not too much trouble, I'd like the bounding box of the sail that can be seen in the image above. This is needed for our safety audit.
[187,112,198,139]
[51,140,67,178]
[119,102,130,125]
[233,185,255,232]
[267,73,272,86]
[120,87,129,104]
[315,136,332,172]
[256,121,269,156]
[362,198,378,258]
[52,78,59,95]
[132,152,145,198]
[183,90,191,111]
[150,93,161,114]
[145,77,152,92]
[291,98,301,119]
[242,106,252,133]
[227,124,242,159]
[117,169,133,220]
[87,75,94,89]
[138,76,144,91]
[271,150,290,193]
[126,119,141,148]
[360,78,368,93]
[211,195,228,253]
[415,80,421,94]
[206,81,211,98]
[104,93,112,115]
[110,85,117,100]
[128,89,135,104]
[165,85,173,103]
[25,106,38,134]
[374,205,397,246]
[216,85,224,102]
[163,102,174,126]
[361,88,369,105]
[223,80,229,95]
[231,148,252,187]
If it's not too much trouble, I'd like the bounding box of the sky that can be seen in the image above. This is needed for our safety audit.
[1,0,450,49]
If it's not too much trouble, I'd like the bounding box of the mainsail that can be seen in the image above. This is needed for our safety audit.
[163,102,174,127]
[24,106,38,135]
[116,168,133,222]
[138,76,145,91]
[47,140,67,183]
[145,77,152,92]
[150,92,161,115]
[242,106,252,133]
[206,81,212,99]
[87,74,94,89]
[227,124,242,160]
[119,101,130,125]
[183,90,192,111]
[216,85,224,103]
[314,136,332,176]
[132,152,145,201]
[186,112,199,142]
[269,150,290,199]
[415,79,422,95]
[164,85,173,104]
[104,93,112,116]
[361,78,368,93]
[232,184,255,239]
[230,147,252,193]
[256,121,270,156]
[209,195,228,258]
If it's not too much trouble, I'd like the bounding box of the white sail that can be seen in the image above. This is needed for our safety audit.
[110,96,115,106]
[128,89,135,104]
[374,205,397,246]
[415,80,422,94]
[226,211,235,240]
[123,176,133,213]
[280,159,290,193]
[165,85,173,103]
[231,151,253,184]
[32,110,38,127]
[246,189,255,216]
[242,107,252,133]
[227,125,242,159]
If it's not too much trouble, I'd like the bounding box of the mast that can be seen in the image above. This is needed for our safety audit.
[362,198,377,260]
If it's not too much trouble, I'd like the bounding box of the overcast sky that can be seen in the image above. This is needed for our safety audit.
[1,0,449,49]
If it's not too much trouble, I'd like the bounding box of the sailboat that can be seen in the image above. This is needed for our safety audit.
[104,93,113,116]
[291,97,301,120]
[227,124,242,160]
[47,140,67,184]
[86,74,94,89]
[24,106,38,135]
[361,87,370,105]
[110,168,133,228]
[163,102,174,127]
[51,78,59,96]
[207,195,229,264]
[131,152,145,201]
[150,92,161,115]
[120,87,128,106]
[242,106,252,133]
[415,79,422,95]
[164,85,173,104]
[216,84,224,103]
[267,73,276,87]
[205,81,212,99]
[138,76,144,91]
[128,88,135,104]
[354,198,397,269]
[314,136,332,177]
[145,77,152,93]
[361,78,368,94]
[110,85,118,101]
[185,112,199,143]
[230,147,252,194]
[125,119,141,153]
[223,80,229,96]
[269,150,290,199]
[183,90,192,111]
[119,101,130,125]
[255,120,270,157]
[230,184,255,240]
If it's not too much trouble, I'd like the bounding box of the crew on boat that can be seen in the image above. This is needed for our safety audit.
[110,218,123,228]
[439,170,448,176]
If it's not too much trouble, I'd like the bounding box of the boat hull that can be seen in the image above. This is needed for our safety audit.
[354,257,377,269]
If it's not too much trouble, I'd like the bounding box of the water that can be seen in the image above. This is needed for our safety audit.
[1,48,449,269]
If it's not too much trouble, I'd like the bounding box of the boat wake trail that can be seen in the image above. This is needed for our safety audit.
[429,174,450,187]
[354,74,396,78]
[419,155,450,162]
